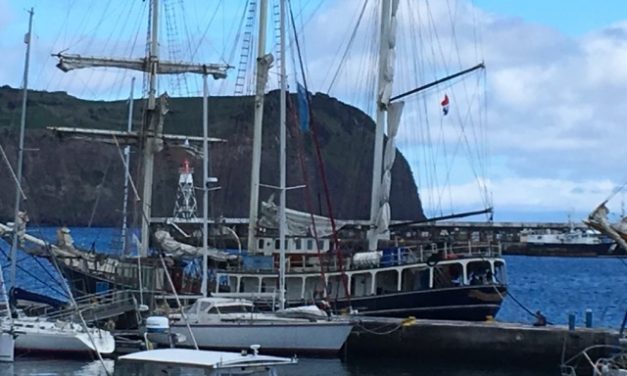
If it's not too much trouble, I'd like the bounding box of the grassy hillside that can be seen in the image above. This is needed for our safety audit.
[0,86,424,226]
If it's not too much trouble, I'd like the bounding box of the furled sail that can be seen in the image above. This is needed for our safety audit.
[584,201,627,251]
[373,0,404,239]
[153,230,238,262]
[0,221,88,259]
[258,196,346,237]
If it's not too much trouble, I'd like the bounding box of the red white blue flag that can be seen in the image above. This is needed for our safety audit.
[441,94,449,116]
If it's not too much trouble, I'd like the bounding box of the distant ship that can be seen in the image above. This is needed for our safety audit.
[507,225,615,257]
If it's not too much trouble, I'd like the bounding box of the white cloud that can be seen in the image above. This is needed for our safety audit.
[294,0,627,219]
[421,177,617,218]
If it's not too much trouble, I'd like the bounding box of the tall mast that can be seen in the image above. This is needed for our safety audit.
[247,0,271,253]
[278,0,287,311]
[53,0,228,258]
[10,8,34,289]
[368,0,391,252]
[139,0,161,257]
[121,77,135,254]
[201,73,209,297]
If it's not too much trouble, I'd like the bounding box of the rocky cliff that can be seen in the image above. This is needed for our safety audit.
[0,86,424,226]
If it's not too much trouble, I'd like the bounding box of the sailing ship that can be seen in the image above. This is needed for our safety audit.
[6,0,507,323]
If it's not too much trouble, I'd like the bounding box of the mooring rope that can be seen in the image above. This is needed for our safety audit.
[353,321,404,336]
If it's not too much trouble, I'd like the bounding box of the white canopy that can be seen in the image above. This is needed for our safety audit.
[119,348,296,369]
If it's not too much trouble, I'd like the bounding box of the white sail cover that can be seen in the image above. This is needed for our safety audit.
[372,1,404,237]
[153,230,238,262]
[0,222,88,259]
[258,197,346,237]
[585,202,627,251]
[374,101,404,234]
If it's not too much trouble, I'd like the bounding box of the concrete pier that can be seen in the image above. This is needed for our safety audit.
[346,317,621,367]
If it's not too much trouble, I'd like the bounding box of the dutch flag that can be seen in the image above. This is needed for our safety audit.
[441,94,449,116]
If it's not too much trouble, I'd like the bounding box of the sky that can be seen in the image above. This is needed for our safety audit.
[2,0,627,224]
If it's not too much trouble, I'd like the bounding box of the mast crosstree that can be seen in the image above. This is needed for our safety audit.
[51,0,229,257]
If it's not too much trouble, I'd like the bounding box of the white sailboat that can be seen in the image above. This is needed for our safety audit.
[160,296,352,355]
[0,7,115,358]
[1,315,114,356]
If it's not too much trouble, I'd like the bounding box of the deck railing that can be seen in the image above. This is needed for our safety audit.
[228,241,503,274]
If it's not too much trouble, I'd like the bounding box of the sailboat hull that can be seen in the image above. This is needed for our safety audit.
[0,333,14,362]
[14,331,115,356]
[3,317,115,356]
[166,321,353,355]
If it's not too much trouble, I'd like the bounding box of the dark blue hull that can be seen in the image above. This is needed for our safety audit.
[278,284,506,321]
[59,260,506,322]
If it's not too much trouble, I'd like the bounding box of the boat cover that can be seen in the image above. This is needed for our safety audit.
[119,348,297,369]
[258,196,346,237]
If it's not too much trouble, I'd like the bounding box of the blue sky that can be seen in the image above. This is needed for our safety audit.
[474,0,626,36]
[2,0,627,224]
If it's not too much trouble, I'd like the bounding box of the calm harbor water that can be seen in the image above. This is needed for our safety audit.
[1,227,626,375]
[0,357,558,376]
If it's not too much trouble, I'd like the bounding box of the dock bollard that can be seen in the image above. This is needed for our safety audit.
[585,309,592,328]
[568,313,576,330]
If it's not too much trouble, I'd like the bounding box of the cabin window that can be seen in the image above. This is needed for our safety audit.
[286,277,304,300]
[328,274,349,299]
[433,263,463,288]
[229,277,238,292]
[207,307,219,314]
[260,277,277,293]
[274,239,280,250]
[199,302,212,313]
[258,239,264,249]
[304,276,326,301]
[494,261,507,284]
[401,267,429,292]
[467,261,492,285]
[295,238,302,250]
[375,270,398,294]
[318,240,325,251]
[240,277,260,293]
[217,305,252,314]
[350,273,372,297]
[307,240,314,250]
[217,275,237,293]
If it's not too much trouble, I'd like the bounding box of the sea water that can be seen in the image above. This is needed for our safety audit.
[0,227,625,375]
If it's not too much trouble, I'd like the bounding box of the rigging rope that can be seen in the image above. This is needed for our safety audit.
[326,0,369,93]
[287,0,351,304]
[0,247,69,299]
